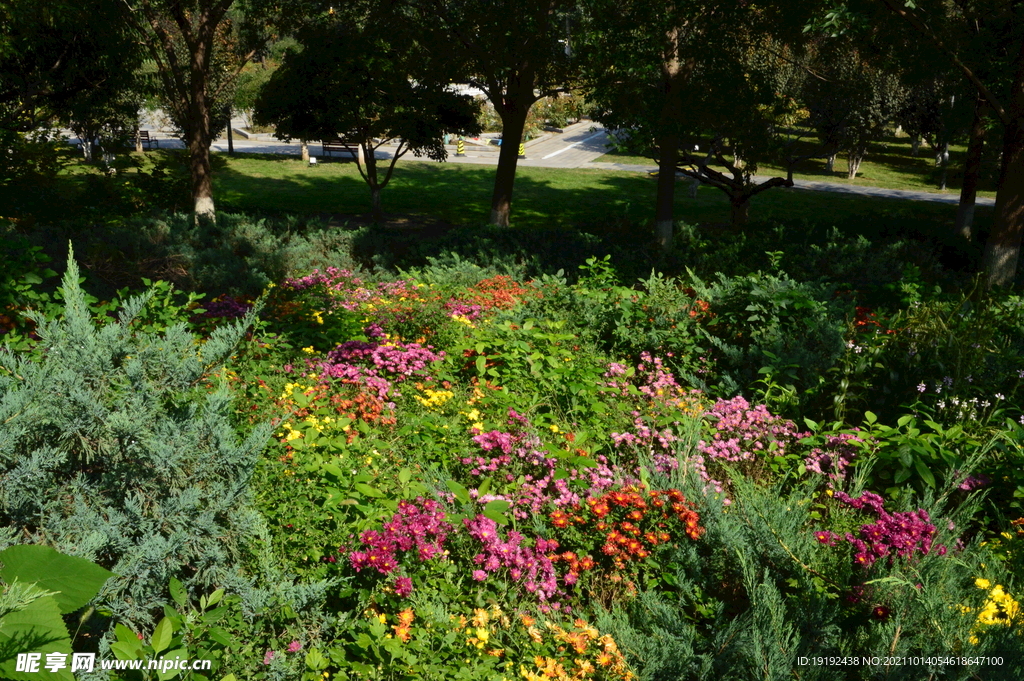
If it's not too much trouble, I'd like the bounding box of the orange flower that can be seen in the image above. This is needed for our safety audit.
[397,608,415,627]
[522,614,536,627]
[596,652,614,667]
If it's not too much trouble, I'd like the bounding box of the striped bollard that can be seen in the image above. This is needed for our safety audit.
[517,142,526,159]
[456,138,465,157]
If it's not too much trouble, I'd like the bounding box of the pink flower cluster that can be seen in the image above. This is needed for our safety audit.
[461,411,620,517]
[303,339,444,401]
[698,396,802,462]
[815,490,947,568]
[464,514,562,602]
[804,433,863,479]
[281,267,364,297]
[348,498,452,595]
[445,299,484,321]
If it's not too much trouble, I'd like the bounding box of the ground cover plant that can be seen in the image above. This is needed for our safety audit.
[2,234,1022,680]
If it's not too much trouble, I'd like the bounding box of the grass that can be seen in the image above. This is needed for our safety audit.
[202,151,989,233]
[594,129,1000,199]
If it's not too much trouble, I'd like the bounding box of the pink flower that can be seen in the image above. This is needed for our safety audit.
[263,650,275,665]
[394,576,413,597]
[472,569,487,581]
[287,640,302,653]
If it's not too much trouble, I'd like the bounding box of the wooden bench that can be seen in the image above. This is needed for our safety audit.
[321,138,359,160]
[138,130,158,150]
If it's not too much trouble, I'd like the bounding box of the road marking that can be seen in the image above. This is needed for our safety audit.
[541,130,607,159]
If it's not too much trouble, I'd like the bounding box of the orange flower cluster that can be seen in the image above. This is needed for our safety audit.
[549,486,703,574]
[519,620,632,681]
[393,608,415,642]
[466,275,539,311]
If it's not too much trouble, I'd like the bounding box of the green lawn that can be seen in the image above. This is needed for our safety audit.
[594,130,999,199]
[209,151,985,231]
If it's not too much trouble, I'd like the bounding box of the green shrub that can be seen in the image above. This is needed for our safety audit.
[0,249,271,628]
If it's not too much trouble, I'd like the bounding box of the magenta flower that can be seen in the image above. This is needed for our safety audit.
[472,569,487,581]
[262,650,275,665]
[394,576,413,597]
[287,641,302,653]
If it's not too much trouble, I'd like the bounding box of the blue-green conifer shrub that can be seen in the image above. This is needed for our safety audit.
[0,249,272,628]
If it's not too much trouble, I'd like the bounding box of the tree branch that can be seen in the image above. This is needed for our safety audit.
[876,0,1008,125]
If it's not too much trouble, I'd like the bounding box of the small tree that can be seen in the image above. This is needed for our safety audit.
[254,18,480,223]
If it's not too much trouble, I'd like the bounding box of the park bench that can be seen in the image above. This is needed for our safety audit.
[321,138,359,160]
[138,130,157,150]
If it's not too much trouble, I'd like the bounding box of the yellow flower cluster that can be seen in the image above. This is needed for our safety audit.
[451,606,508,656]
[961,578,1020,644]
[415,388,454,410]
[452,315,477,328]
[460,407,485,432]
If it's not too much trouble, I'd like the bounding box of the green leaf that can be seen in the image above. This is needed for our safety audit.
[151,616,173,654]
[482,500,511,515]
[206,588,224,609]
[897,415,914,428]
[111,641,142,661]
[914,458,936,488]
[475,355,486,374]
[0,545,113,614]
[354,482,383,498]
[398,468,412,485]
[803,418,819,431]
[157,649,188,680]
[894,467,912,484]
[446,479,470,504]
[864,411,877,425]
[477,477,492,497]
[169,577,187,608]
[0,595,74,681]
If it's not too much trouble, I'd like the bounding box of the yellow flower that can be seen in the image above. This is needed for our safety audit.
[471,608,490,627]
[378,614,387,623]
[302,346,315,354]
[549,424,560,433]
[976,578,991,589]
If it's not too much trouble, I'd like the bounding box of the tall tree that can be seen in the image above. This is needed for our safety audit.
[581,1,815,244]
[253,16,480,222]
[0,0,142,134]
[404,0,577,227]
[119,0,284,220]
[866,0,1024,286]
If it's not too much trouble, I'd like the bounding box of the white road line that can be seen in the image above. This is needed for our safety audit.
[541,130,607,160]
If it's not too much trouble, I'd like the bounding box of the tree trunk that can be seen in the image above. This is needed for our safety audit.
[847,151,863,179]
[911,137,921,156]
[654,134,679,247]
[730,195,750,229]
[187,37,215,220]
[489,103,529,227]
[135,129,143,153]
[301,140,309,163]
[825,153,836,173]
[370,185,383,223]
[955,98,986,241]
[983,118,1024,286]
[983,43,1024,287]
[653,25,688,249]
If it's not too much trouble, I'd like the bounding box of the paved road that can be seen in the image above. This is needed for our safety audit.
[90,119,995,207]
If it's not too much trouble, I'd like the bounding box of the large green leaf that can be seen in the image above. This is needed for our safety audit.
[0,545,113,614]
[0,595,74,681]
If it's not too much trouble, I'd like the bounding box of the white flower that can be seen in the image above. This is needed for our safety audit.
[995,393,1005,401]
[937,401,946,409]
